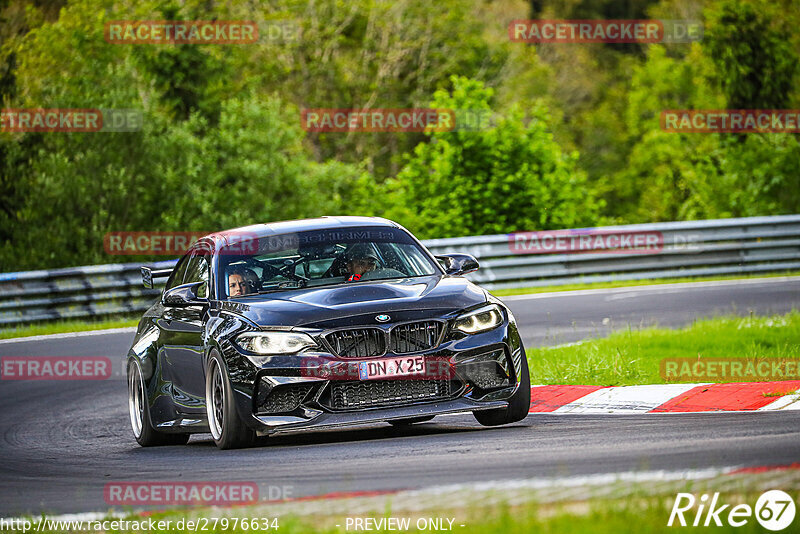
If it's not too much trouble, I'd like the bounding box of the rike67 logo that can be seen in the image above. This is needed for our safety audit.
[669,491,796,530]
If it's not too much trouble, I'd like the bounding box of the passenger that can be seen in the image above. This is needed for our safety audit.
[227,267,251,297]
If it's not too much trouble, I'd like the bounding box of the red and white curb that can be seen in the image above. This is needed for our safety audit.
[528,381,800,414]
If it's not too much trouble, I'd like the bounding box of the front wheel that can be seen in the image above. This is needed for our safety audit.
[474,351,531,426]
[206,352,256,450]
[127,360,189,447]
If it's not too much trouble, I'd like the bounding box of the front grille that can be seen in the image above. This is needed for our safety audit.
[324,328,385,358]
[325,321,443,358]
[328,379,452,410]
[390,321,443,354]
[259,384,314,414]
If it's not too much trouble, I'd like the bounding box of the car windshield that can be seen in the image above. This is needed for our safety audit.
[218,226,440,298]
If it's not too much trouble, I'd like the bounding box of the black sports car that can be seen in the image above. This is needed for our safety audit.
[127,217,530,449]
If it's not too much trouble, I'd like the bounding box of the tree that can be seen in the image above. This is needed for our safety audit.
[605,44,724,221]
[379,76,602,238]
[705,0,798,109]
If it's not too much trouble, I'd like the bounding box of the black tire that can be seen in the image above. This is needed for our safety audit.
[388,416,435,426]
[474,351,531,426]
[206,351,256,450]
[127,360,190,447]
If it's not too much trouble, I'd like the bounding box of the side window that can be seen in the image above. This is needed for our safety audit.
[183,249,210,298]
[164,254,191,291]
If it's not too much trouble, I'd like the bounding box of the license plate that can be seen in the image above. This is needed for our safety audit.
[358,356,425,380]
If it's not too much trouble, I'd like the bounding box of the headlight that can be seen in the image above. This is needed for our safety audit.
[235,331,317,354]
[452,304,504,334]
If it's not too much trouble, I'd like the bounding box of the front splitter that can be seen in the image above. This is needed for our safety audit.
[255,397,509,436]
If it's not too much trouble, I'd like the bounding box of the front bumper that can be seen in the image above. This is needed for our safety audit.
[253,397,509,436]
[221,318,526,435]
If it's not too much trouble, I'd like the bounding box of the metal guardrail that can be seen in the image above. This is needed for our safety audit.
[0,260,178,326]
[1,215,799,326]
[425,214,800,290]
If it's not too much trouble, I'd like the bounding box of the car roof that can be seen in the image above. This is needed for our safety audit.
[199,216,402,249]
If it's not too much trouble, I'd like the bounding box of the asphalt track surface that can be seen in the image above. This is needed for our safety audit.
[1,277,799,515]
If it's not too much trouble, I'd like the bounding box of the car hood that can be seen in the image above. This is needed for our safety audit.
[221,275,487,328]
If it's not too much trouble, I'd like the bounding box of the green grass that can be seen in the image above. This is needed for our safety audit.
[17,497,777,533]
[13,466,796,534]
[459,499,772,534]
[302,500,779,534]
[762,390,796,397]
[490,271,800,297]
[0,316,139,340]
[527,310,800,386]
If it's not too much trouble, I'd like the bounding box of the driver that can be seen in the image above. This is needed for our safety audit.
[227,266,253,297]
[344,244,379,282]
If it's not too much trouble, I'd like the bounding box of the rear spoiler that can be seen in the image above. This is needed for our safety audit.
[141,266,173,289]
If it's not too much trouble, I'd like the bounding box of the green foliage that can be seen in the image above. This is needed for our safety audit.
[705,0,798,109]
[0,93,366,270]
[158,94,366,231]
[604,44,723,220]
[1,0,799,270]
[379,77,602,238]
[128,3,239,123]
[717,133,800,216]
[613,36,800,222]
[254,0,530,177]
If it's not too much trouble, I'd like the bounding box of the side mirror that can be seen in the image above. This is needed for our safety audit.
[435,254,480,276]
[141,266,174,289]
[162,282,208,307]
